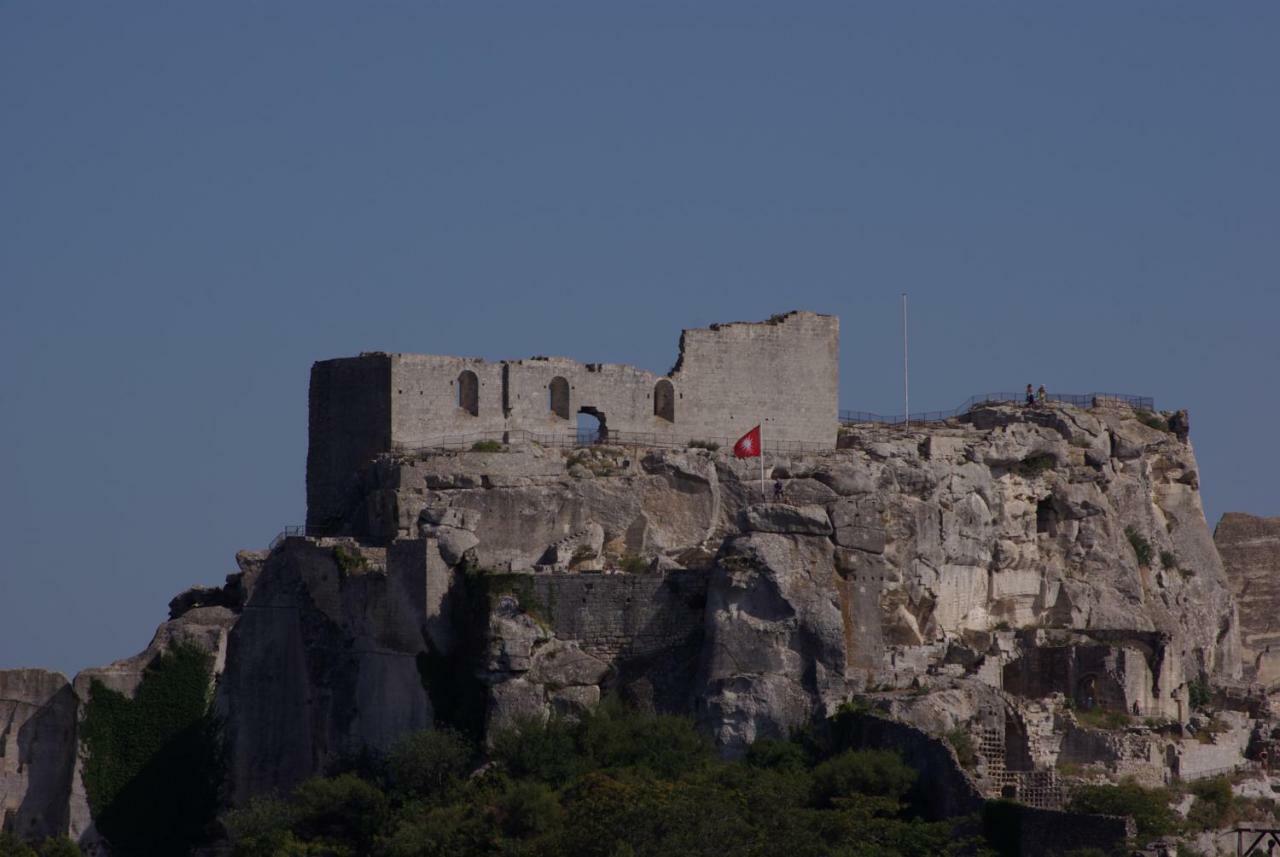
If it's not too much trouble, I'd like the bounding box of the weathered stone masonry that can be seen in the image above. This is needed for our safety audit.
[308,311,838,528]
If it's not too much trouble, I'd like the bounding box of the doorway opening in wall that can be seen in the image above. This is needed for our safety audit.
[577,408,607,444]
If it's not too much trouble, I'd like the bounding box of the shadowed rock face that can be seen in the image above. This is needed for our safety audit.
[0,402,1246,844]
[1216,513,1280,685]
[0,670,77,841]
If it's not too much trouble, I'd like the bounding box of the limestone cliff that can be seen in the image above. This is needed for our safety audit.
[1215,512,1280,685]
[0,401,1247,847]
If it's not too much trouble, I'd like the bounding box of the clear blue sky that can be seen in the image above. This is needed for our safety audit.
[2,3,1277,676]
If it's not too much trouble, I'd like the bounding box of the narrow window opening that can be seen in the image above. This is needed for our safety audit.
[458,370,479,416]
[549,376,570,420]
[654,379,675,422]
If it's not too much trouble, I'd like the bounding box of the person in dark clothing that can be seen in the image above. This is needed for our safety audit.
[1025,384,1035,406]
[773,478,785,502]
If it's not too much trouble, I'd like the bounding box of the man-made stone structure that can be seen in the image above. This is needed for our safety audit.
[1216,513,1280,686]
[307,311,839,529]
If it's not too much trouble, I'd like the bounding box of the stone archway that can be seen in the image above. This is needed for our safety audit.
[578,407,607,443]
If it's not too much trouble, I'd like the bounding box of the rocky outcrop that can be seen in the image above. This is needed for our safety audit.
[0,670,77,841]
[218,539,433,802]
[1215,513,1280,685]
[2,401,1248,847]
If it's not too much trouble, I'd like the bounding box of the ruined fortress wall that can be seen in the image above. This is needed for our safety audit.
[669,312,839,444]
[307,313,839,527]
[389,355,507,444]
[307,354,392,529]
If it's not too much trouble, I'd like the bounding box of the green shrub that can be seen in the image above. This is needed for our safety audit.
[1136,410,1169,431]
[809,749,916,807]
[0,838,79,857]
[80,642,223,856]
[1161,550,1178,571]
[1075,706,1131,730]
[224,796,301,857]
[745,738,809,772]
[618,554,649,574]
[1188,676,1212,710]
[383,803,494,857]
[33,840,81,857]
[1067,780,1178,840]
[386,729,473,801]
[946,728,977,768]
[0,833,37,857]
[495,780,562,838]
[1126,526,1154,567]
[470,440,503,452]
[332,544,368,574]
[491,715,581,786]
[1186,776,1234,830]
[222,697,1016,857]
[1017,454,1057,477]
[687,440,720,451]
[575,696,713,779]
[290,774,389,854]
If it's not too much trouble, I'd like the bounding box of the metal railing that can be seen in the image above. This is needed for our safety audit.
[840,391,1155,426]
[390,428,834,457]
[269,524,341,550]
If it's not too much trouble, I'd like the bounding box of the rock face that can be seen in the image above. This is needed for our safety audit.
[1215,513,1280,685]
[0,401,1249,846]
[0,670,76,841]
[0,566,246,848]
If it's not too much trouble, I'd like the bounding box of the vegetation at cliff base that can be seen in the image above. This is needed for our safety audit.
[80,642,223,856]
[0,833,80,857]
[225,698,987,857]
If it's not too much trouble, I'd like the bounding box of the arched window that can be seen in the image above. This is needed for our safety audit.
[458,370,479,416]
[654,379,675,422]
[549,376,570,420]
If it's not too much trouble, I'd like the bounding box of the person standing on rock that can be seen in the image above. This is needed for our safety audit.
[773,478,785,502]
[1037,385,1047,405]
[1025,384,1035,406]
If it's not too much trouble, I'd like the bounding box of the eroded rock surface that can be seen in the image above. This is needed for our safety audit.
[3,401,1252,846]
[1216,513,1280,685]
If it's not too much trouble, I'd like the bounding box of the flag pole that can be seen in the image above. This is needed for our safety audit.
[760,424,765,500]
[902,292,909,428]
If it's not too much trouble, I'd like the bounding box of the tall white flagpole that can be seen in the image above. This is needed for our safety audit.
[902,293,909,428]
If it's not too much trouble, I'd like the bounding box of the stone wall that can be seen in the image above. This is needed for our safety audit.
[306,312,839,529]
[307,354,392,529]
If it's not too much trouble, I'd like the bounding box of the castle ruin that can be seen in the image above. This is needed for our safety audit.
[307,310,838,529]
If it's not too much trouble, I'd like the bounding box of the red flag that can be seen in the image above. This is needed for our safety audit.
[733,425,761,459]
